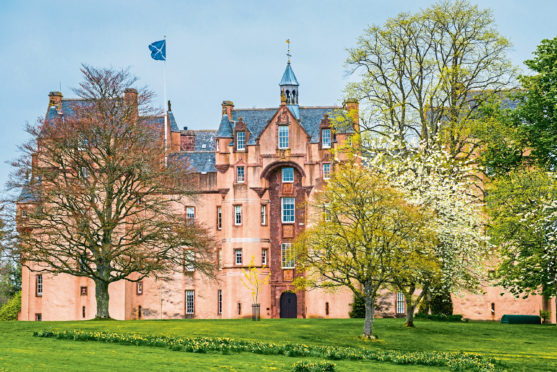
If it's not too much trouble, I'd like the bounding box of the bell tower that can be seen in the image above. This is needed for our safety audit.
[279,39,299,105]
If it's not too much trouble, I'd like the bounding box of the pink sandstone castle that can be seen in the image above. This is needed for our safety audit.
[18,59,555,323]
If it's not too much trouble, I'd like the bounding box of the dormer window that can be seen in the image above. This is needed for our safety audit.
[236,131,245,151]
[278,126,289,149]
[322,129,331,149]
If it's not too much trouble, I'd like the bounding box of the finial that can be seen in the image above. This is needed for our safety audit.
[286,39,291,63]
[168,100,172,111]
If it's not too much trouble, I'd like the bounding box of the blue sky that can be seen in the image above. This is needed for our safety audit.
[0,0,556,191]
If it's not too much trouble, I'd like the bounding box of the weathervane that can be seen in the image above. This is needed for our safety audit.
[286,39,291,63]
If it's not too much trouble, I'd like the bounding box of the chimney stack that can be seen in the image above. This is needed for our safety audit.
[48,91,63,111]
[343,98,359,132]
[221,100,234,118]
[124,88,138,121]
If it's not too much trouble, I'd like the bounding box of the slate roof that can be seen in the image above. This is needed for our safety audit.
[279,62,299,86]
[19,182,38,203]
[231,106,341,144]
[170,151,216,173]
[168,111,179,132]
[191,130,216,152]
[216,114,233,138]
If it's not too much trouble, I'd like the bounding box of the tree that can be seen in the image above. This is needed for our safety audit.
[241,256,270,321]
[294,162,437,338]
[368,138,487,324]
[513,36,557,170]
[345,0,515,160]
[487,169,557,323]
[10,66,215,319]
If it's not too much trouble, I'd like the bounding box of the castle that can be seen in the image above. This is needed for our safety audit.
[18,59,555,323]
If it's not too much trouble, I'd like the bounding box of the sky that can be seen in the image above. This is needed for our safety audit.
[0,0,556,191]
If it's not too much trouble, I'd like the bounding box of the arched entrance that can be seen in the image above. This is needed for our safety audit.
[280,292,297,318]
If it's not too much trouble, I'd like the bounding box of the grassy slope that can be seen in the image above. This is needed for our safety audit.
[1,318,555,371]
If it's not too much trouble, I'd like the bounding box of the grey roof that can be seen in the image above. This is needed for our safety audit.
[168,111,179,132]
[216,114,233,138]
[280,62,299,86]
[19,182,38,203]
[170,151,216,173]
[232,106,340,144]
[192,130,217,151]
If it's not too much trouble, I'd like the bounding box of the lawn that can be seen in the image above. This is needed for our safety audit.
[0,318,555,371]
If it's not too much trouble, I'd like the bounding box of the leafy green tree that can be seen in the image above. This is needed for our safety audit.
[294,162,437,338]
[345,0,515,159]
[513,36,557,170]
[487,169,557,322]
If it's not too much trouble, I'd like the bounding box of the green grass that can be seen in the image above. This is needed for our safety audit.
[1,318,556,371]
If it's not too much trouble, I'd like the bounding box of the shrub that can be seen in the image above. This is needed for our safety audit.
[349,296,365,318]
[292,360,336,372]
[539,310,551,323]
[415,313,463,322]
[0,292,21,321]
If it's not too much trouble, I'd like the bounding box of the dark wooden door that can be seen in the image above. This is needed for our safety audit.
[280,292,297,318]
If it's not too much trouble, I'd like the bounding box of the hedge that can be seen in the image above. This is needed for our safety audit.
[34,329,501,371]
[415,313,464,322]
[0,292,21,321]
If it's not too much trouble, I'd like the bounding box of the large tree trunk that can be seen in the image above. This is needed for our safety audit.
[363,294,376,338]
[405,302,416,327]
[95,279,111,319]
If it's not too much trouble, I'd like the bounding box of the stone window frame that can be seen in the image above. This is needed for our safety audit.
[136,281,143,296]
[321,128,332,149]
[322,162,331,180]
[261,248,268,266]
[282,167,294,183]
[396,292,406,314]
[236,165,245,183]
[80,286,88,296]
[185,206,195,222]
[234,205,242,226]
[217,206,222,230]
[278,125,289,149]
[260,204,267,225]
[281,197,295,224]
[281,243,295,269]
[35,274,43,297]
[234,248,243,266]
[217,289,223,315]
[185,290,195,315]
[236,131,246,151]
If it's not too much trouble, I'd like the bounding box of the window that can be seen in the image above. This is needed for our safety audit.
[218,290,223,315]
[323,163,331,180]
[80,167,89,179]
[282,167,294,183]
[237,166,245,183]
[326,302,330,316]
[137,197,143,206]
[186,206,195,221]
[186,290,195,315]
[236,131,245,151]
[35,313,42,321]
[184,250,195,272]
[36,274,43,297]
[324,203,332,222]
[281,243,295,269]
[262,249,268,266]
[238,302,242,315]
[82,306,86,319]
[235,249,243,265]
[278,126,289,149]
[234,205,242,226]
[137,281,143,295]
[396,292,405,314]
[217,206,222,230]
[21,209,27,219]
[138,305,142,319]
[80,286,88,296]
[281,197,295,223]
[322,129,331,148]
[216,139,220,152]
[218,249,223,270]
[261,205,266,225]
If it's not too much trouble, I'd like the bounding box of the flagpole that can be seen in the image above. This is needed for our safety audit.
[163,35,168,167]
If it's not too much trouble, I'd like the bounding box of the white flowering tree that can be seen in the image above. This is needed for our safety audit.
[365,136,488,325]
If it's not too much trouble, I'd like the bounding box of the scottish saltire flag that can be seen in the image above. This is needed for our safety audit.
[149,39,166,61]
